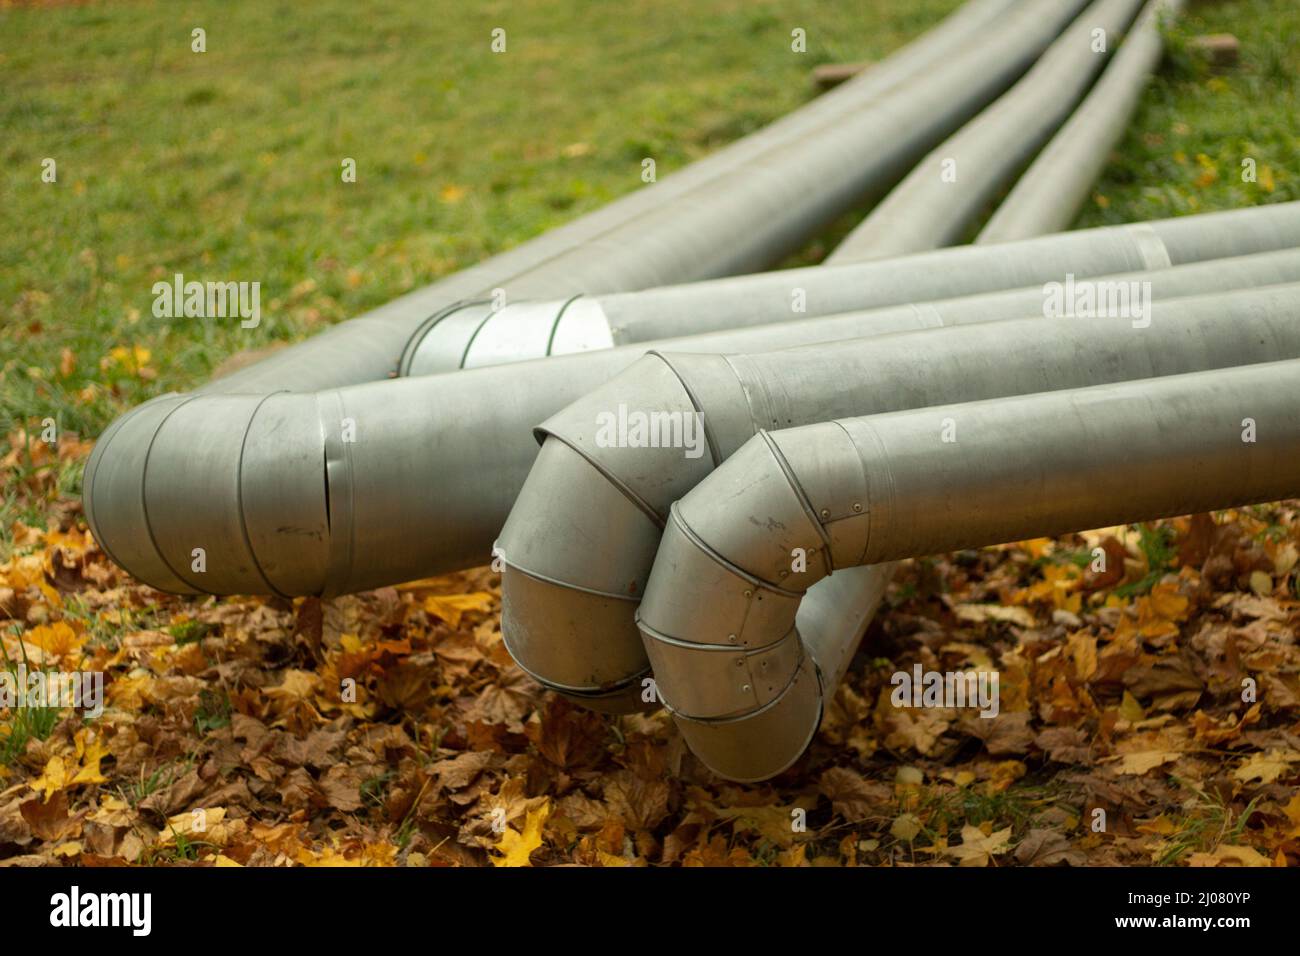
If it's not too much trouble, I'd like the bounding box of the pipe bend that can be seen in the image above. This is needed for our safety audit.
[83,390,336,597]
[635,424,871,778]
[497,352,738,703]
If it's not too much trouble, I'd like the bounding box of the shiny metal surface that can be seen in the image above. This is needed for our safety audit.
[616,285,1300,779]
[497,277,1300,726]
[412,203,1300,354]
[84,241,1300,601]
[641,357,1300,763]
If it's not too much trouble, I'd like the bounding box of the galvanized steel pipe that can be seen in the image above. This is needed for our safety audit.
[200,0,1034,395]
[499,282,1300,716]
[84,206,1300,600]
[400,202,1300,374]
[637,357,1300,778]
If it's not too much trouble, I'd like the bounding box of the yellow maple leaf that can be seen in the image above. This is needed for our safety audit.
[1233,750,1299,786]
[29,729,108,801]
[1282,794,1300,838]
[1136,814,1176,836]
[491,800,551,867]
[423,592,494,628]
[23,621,85,663]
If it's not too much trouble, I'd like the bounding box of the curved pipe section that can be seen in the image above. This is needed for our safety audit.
[637,358,1300,778]
[832,0,1147,262]
[498,282,1300,718]
[979,0,1186,242]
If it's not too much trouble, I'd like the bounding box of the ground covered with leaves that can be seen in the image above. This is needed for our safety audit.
[2,430,1297,867]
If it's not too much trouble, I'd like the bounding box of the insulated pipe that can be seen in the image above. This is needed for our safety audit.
[637,358,1300,779]
[208,0,1041,394]
[830,0,1146,263]
[978,0,1184,242]
[83,239,1300,602]
[498,282,1300,714]
[399,202,1300,374]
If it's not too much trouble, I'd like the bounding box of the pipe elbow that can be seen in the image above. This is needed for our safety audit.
[83,391,339,597]
[497,353,719,710]
[635,425,871,779]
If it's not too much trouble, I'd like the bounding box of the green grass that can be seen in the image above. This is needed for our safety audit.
[0,0,963,442]
[0,634,62,766]
[1075,0,1300,229]
[0,0,1296,488]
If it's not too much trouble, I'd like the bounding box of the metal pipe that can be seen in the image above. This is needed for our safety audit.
[978,0,1185,242]
[83,210,1300,602]
[637,357,1300,779]
[499,281,1300,714]
[85,0,1044,593]
[207,0,1039,394]
[831,0,1147,263]
[401,201,1300,373]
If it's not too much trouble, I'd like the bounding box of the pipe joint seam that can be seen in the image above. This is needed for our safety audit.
[398,300,496,376]
[637,615,804,720]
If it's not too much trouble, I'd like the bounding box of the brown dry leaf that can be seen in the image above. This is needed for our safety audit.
[959,710,1034,756]
[881,706,951,755]
[1014,828,1085,867]
[20,791,81,841]
[318,765,365,812]
[819,767,890,824]
[682,834,754,867]
[1109,726,1190,775]
[603,770,670,831]
[525,697,608,770]
[1034,726,1092,764]
[954,604,1036,628]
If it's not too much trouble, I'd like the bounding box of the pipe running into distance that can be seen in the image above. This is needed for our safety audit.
[498,282,1300,714]
[637,358,1300,779]
[831,0,1146,262]
[978,0,1185,242]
